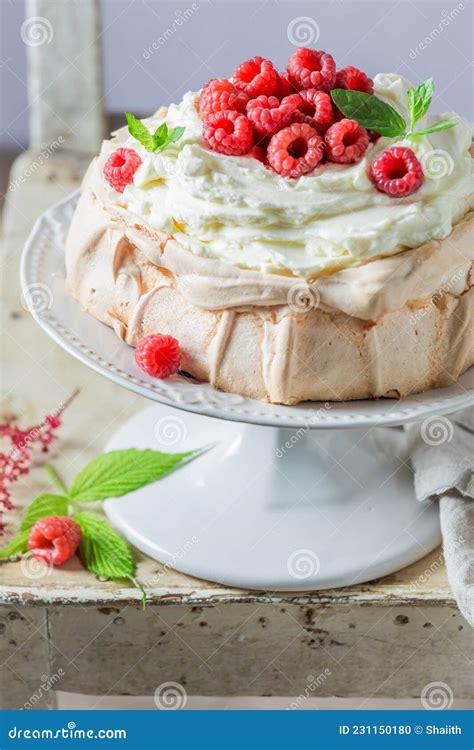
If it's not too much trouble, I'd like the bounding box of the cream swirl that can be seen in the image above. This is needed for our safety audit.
[110,74,473,278]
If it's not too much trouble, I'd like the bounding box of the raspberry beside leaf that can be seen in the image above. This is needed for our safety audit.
[370,146,424,197]
[28,516,82,566]
[335,66,374,95]
[103,148,141,193]
[1,447,207,605]
[324,119,369,163]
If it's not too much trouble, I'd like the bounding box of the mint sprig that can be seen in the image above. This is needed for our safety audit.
[0,447,205,604]
[331,78,457,140]
[407,78,434,131]
[125,112,185,153]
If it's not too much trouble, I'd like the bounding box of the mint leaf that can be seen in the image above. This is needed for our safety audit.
[407,78,434,130]
[331,89,406,137]
[153,122,168,147]
[126,113,185,154]
[409,120,457,137]
[168,126,185,143]
[125,111,157,152]
[69,448,197,503]
[75,512,146,604]
[0,530,29,558]
[20,493,69,532]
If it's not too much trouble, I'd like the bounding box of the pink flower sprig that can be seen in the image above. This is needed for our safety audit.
[0,390,78,535]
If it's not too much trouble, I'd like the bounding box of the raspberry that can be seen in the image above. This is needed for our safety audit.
[248,145,266,164]
[287,48,336,92]
[295,89,334,133]
[246,94,302,138]
[135,333,181,378]
[267,122,324,178]
[203,110,253,155]
[277,71,298,98]
[370,147,424,197]
[233,56,279,98]
[103,148,141,193]
[335,66,374,94]
[28,516,82,566]
[198,78,248,122]
[324,119,369,164]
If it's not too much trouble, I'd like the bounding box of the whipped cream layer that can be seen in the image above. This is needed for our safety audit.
[108,74,473,278]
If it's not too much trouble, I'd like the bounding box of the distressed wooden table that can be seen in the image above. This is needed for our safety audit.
[0,150,472,710]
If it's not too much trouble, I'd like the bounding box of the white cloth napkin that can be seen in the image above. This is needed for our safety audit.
[405,407,474,626]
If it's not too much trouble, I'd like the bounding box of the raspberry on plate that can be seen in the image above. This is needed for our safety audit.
[203,110,253,155]
[28,516,82,566]
[103,148,141,193]
[233,56,279,98]
[135,333,181,378]
[267,122,324,178]
[370,147,424,197]
[335,66,374,94]
[198,78,248,122]
[295,89,334,133]
[287,48,336,92]
[324,119,369,164]
[247,94,302,139]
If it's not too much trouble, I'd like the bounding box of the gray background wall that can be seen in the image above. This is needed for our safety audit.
[1,0,473,150]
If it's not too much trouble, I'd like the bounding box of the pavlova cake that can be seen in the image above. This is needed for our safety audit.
[66,48,473,404]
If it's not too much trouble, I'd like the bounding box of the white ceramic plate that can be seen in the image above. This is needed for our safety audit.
[19,191,474,430]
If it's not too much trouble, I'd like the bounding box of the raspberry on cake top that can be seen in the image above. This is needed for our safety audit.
[101,50,473,280]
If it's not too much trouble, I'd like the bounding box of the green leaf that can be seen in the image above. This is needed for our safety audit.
[407,78,434,130]
[409,120,458,138]
[0,530,29,558]
[69,448,198,503]
[125,113,185,154]
[75,512,146,605]
[75,512,135,579]
[125,111,157,152]
[331,89,406,137]
[153,122,168,146]
[168,126,185,143]
[20,493,69,532]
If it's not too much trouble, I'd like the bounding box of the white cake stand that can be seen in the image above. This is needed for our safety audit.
[20,192,474,590]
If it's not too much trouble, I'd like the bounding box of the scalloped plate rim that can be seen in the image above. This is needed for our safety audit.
[20,190,474,430]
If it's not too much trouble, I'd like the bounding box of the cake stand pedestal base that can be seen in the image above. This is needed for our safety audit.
[103,404,440,591]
